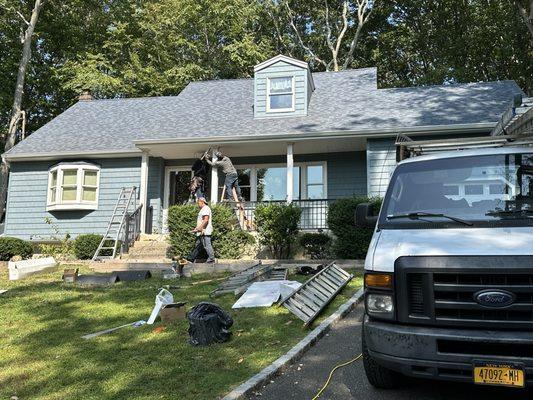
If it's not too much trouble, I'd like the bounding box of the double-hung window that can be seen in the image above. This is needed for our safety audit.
[47,163,100,211]
[267,76,294,112]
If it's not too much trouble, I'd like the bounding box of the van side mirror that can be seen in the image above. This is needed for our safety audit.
[355,203,378,228]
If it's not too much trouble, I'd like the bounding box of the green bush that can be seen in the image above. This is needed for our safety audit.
[327,197,382,259]
[73,234,115,260]
[168,203,254,259]
[299,232,332,259]
[254,203,302,259]
[0,237,33,261]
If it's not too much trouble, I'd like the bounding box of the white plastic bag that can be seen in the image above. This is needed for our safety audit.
[147,289,174,324]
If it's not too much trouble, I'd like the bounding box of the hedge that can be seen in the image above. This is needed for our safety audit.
[0,237,33,261]
[168,203,254,259]
[327,197,382,259]
[299,232,331,259]
[73,234,116,260]
[254,203,302,259]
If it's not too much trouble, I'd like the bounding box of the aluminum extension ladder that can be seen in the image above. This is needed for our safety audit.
[280,262,353,327]
[92,187,137,261]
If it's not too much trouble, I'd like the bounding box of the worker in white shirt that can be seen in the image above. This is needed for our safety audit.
[188,197,215,263]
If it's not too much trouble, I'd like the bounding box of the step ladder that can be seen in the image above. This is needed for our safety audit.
[280,262,353,327]
[220,186,254,230]
[92,187,137,261]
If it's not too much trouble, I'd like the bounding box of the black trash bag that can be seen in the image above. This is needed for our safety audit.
[187,302,233,346]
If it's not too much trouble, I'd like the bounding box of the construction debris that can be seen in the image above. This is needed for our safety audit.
[232,281,301,309]
[113,270,151,281]
[8,257,57,281]
[160,302,187,323]
[210,261,273,297]
[264,268,289,281]
[82,320,146,339]
[280,262,353,327]
[76,274,120,286]
[62,268,79,283]
[147,288,174,325]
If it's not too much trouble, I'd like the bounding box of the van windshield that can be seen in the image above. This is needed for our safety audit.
[380,152,533,228]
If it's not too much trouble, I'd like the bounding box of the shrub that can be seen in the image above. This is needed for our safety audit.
[254,203,302,259]
[73,234,115,260]
[299,232,332,259]
[0,237,33,261]
[327,197,382,259]
[168,203,254,259]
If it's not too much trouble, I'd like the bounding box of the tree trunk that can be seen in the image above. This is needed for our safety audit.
[514,0,533,42]
[0,0,46,220]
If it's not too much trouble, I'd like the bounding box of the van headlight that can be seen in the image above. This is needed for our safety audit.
[364,272,395,320]
[366,294,394,314]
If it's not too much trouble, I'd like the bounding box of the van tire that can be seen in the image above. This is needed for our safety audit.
[362,334,401,389]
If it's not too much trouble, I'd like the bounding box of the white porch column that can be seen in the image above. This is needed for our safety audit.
[286,142,294,203]
[140,151,149,233]
[210,148,219,203]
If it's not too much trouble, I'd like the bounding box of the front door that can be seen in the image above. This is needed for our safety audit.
[162,167,192,233]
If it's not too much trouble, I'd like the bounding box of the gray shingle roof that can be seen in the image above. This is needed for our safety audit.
[7,67,523,157]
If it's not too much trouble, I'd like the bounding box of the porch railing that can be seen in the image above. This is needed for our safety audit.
[121,204,143,254]
[239,199,334,230]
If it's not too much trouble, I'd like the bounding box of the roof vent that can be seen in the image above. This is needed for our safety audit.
[79,89,93,101]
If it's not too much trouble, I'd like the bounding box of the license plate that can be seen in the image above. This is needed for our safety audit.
[473,362,524,388]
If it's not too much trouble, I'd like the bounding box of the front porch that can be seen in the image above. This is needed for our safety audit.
[135,135,371,233]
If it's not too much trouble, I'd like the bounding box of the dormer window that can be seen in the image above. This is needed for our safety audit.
[267,76,294,112]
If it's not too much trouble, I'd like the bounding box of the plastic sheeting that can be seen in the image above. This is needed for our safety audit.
[232,280,301,309]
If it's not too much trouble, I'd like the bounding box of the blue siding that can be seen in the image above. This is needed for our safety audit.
[147,157,164,233]
[4,156,164,240]
[366,139,397,197]
[254,61,309,118]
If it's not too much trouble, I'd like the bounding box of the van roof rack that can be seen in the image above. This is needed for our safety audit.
[395,133,533,161]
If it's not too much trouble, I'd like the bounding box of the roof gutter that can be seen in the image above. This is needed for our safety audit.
[3,149,142,162]
[133,122,495,148]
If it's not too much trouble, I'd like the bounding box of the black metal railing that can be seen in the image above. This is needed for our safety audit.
[238,199,334,230]
[121,204,143,254]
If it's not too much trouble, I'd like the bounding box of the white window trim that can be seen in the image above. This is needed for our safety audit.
[46,163,100,211]
[266,76,295,113]
[233,161,327,201]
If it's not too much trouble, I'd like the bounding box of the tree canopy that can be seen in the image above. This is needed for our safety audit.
[1,0,532,139]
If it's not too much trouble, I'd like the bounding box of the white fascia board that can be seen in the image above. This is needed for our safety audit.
[254,54,310,72]
[3,149,142,162]
[133,122,495,148]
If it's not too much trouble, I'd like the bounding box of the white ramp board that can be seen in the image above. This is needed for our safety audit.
[8,257,57,281]
[232,281,301,309]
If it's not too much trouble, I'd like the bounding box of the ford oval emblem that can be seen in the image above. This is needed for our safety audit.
[473,290,516,308]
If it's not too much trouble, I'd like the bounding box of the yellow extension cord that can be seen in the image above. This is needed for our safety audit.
[311,353,363,400]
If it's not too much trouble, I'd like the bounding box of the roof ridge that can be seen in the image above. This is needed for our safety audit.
[78,94,184,103]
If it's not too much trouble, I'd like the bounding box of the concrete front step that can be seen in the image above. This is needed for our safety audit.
[139,233,169,242]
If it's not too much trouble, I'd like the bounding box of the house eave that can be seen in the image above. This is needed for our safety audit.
[133,122,495,148]
[3,149,142,162]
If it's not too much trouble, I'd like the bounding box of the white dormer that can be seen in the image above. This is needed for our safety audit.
[253,55,315,119]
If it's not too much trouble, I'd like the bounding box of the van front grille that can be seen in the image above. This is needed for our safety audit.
[396,256,533,329]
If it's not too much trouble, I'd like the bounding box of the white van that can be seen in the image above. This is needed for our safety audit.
[357,146,533,390]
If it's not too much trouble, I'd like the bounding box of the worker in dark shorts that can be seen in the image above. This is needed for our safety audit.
[206,150,243,202]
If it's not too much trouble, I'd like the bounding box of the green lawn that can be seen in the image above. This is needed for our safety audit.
[0,264,362,400]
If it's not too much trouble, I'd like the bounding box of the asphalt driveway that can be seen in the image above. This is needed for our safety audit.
[247,302,533,400]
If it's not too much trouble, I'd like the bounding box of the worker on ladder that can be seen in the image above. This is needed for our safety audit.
[206,150,244,202]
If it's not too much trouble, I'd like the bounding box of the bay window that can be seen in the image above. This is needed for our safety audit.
[47,163,100,211]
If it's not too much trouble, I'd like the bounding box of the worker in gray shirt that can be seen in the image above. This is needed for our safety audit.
[206,150,243,202]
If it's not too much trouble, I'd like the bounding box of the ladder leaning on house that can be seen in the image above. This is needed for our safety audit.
[92,187,138,261]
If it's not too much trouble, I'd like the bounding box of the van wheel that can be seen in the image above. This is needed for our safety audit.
[362,334,401,389]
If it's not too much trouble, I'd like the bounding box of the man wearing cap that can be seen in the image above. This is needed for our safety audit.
[188,197,215,263]
[206,150,243,202]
